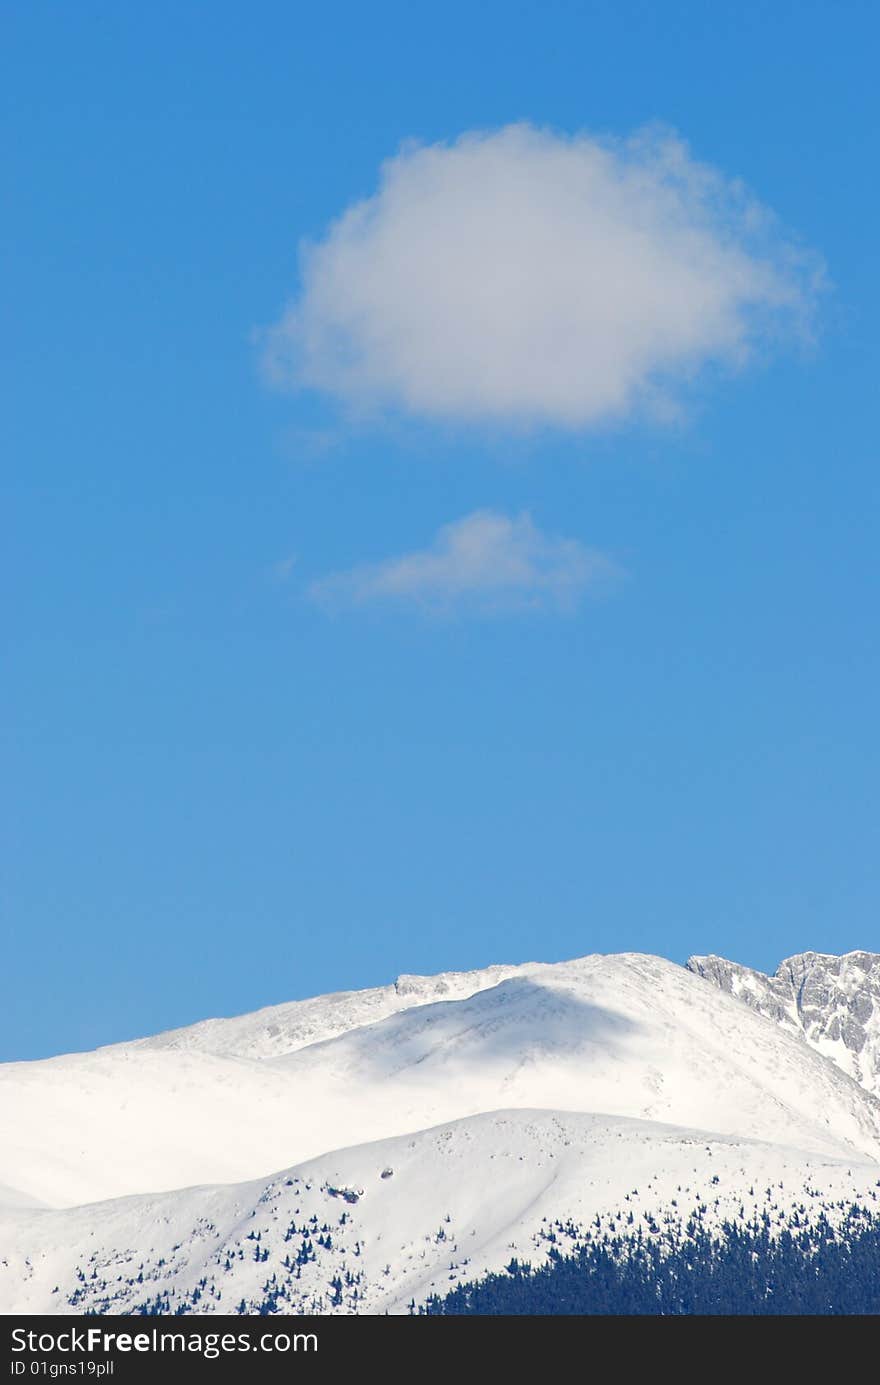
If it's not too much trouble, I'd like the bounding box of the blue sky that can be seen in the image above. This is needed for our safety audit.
[3,1,878,1060]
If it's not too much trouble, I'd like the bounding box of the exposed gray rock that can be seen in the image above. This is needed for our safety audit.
[688,951,880,1098]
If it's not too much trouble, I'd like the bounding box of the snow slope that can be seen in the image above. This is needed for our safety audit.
[2,953,880,1210]
[3,1109,879,1316]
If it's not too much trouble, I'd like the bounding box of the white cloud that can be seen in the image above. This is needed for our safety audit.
[307,510,618,616]
[264,123,820,429]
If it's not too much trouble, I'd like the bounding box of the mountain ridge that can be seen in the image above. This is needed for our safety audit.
[688,949,880,1099]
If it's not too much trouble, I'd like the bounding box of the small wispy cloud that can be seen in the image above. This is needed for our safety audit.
[271,554,297,581]
[263,123,822,431]
[307,510,620,616]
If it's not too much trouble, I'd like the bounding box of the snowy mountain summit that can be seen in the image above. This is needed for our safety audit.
[2,948,880,1315]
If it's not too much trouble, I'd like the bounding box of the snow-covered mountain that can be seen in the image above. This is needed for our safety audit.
[3,1110,879,1316]
[688,950,880,1099]
[2,949,880,1314]
[5,953,880,1210]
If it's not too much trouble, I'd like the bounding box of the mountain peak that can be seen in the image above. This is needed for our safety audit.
[688,950,880,1098]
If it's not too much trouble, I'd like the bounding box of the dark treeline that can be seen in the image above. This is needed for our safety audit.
[420,1203,880,1315]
